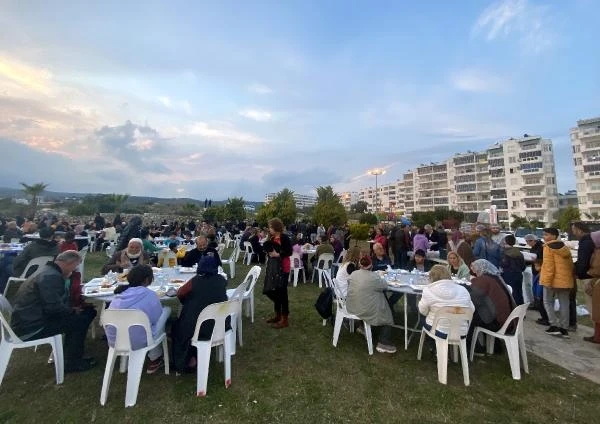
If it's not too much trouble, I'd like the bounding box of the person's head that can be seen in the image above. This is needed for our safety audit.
[268,218,284,235]
[418,228,426,235]
[140,228,150,239]
[424,224,432,234]
[39,227,54,240]
[375,227,382,236]
[429,265,451,283]
[197,255,219,276]
[168,242,178,253]
[126,238,143,257]
[183,231,192,240]
[372,242,385,258]
[195,234,208,251]
[490,224,500,234]
[55,250,82,278]
[168,232,177,240]
[533,258,543,272]
[74,224,84,235]
[542,227,559,243]
[6,221,17,230]
[524,234,537,247]
[64,231,75,243]
[127,264,154,287]
[358,255,372,270]
[414,249,426,264]
[447,251,463,268]
[504,234,516,246]
[329,234,336,244]
[470,259,501,277]
[571,222,590,240]
[344,246,361,264]
[320,234,328,244]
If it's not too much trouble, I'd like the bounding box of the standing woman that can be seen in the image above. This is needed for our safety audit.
[263,218,293,329]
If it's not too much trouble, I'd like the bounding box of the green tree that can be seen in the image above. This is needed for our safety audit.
[351,200,369,214]
[106,193,130,212]
[20,181,48,217]
[313,186,347,228]
[510,214,530,230]
[179,203,200,217]
[202,205,226,224]
[553,206,581,232]
[349,223,370,246]
[255,188,297,227]
[359,212,378,225]
[410,211,437,229]
[224,197,246,222]
[68,203,96,216]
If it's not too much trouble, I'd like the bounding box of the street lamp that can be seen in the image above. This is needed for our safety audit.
[368,168,386,214]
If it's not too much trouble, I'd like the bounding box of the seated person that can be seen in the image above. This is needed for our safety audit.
[418,265,474,337]
[334,246,361,298]
[3,221,23,242]
[329,234,343,261]
[412,229,430,253]
[95,223,116,251]
[180,234,222,268]
[238,226,253,251]
[371,242,391,271]
[171,256,229,373]
[11,250,97,373]
[467,259,516,351]
[60,231,79,253]
[106,264,171,374]
[73,224,89,251]
[312,235,334,269]
[140,228,162,254]
[181,231,195,245]
[102,238,150,274]
[248,228,265,263]
[157,242,180,268]
[407,249,433,273]
[346,256,397,354]
[446,251,471,280]
[166,232,180,247]
[12,227,59,278]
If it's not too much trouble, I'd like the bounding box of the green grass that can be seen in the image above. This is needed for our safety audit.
[0,250,598,423]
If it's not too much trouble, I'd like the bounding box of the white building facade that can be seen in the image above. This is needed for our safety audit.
[264,193,317,209]
[571,116,600,219]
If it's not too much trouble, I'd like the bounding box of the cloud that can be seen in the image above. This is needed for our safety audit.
[247,83,273,95]
[261,168,341,194]
[239,108,273,122]
[170,121,263,148]
[156,96,192,115]
[472,0,554,53]
[451,69,507,93]
[0,55,54,95]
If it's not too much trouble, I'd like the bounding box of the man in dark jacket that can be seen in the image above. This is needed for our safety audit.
[572,222,597,341]
[501,235,526,305]
[394,224,412,270]
[180,234,221,268]
[12,227,58,277]
[11,250,97,373]
[525,233,548,319]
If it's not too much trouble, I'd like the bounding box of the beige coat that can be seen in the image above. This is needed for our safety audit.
[346,269,393,326]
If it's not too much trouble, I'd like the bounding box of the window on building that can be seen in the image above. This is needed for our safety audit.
[546,177,555,184]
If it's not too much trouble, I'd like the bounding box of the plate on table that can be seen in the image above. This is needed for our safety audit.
[388,281,409,287]
[409,284,426,292]
[179,267,196,273]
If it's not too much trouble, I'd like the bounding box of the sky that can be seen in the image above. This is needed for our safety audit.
[1,0,599,202]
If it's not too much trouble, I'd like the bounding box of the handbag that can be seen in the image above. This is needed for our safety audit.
[262,257,283,293]
[315,287,333,319]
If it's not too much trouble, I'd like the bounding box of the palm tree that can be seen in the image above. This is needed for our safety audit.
[20,182,48,217]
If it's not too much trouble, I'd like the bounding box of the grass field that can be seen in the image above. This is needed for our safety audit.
[0,250,597,423]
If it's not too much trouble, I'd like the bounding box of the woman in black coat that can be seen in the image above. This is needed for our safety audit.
[263,218,292,329]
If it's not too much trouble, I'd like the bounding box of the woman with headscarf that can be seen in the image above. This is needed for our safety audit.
[101,238,150,274]
[446,251,471,280]
[171,255,229,373]
[335,246,361,298]
[467,259,516,351]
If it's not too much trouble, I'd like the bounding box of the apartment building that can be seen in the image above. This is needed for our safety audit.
[338,191,359,211]
[264,192,316,209]
[571,116,600,219]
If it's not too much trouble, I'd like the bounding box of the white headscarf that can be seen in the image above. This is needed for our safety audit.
[126,238,143,258]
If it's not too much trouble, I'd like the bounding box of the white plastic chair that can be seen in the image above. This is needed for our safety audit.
[226,277,251,351]
[469,303,530,380]
[0,308,64,387]
[221,248,237,279]
[216,243,226,257]
[417,306,473,386]
[226,266,261,323]
[77,246,89,282]
[100,309,170,407]
[312,253,334,288]
[224,233,235,249]
[192,300,238,397]
[327,274,374,355]
[331,249,346,277]
[242,242,254,265]
[4,255,54,303]
[289,252,306,287]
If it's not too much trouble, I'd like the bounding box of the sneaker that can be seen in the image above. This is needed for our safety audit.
[146,357,164,374]
[536,318,550,326]
[545,326,561,335]
[559,328,570,338]
[376,343,397,354]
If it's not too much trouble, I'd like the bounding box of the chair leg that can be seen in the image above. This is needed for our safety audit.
[237,312,243,347]
[459,340,470,386]
[364,323,373,355]
[435,339,449,385]
[100,348,117,406]
[469,328,481,361]
[417,331,426,360]
[485,334,495,355]
[519,332,529,374]
[124,350,146,407]
[332,313,344,347]
[505,338,521,380]
[51,335,64,384]
[250,294,255,324]
[195,343,212,397]
[224,335,232,389]
[0,342,14,387]
[119,356,128,373]
[162,338,170,375]
[452,345,459,363]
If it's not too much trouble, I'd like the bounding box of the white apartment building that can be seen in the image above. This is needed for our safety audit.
[357,180,402,214]
[353,135,559,225]
[338,191,359,211]
[571,116,600,219]
[264,192,317,209]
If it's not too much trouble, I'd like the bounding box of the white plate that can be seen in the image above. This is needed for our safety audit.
[179,267,196,273]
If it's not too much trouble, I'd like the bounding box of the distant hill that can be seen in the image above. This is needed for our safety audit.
[0,187,263,208]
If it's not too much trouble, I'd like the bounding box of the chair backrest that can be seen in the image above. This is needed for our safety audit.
[0,308,21,344]
[316,253,335,270]
[290,252,303,270]
[18,256,54,279]
[496,303,529,336]
[243,241,253,253]
[100,309,153,352]
[192,300,239,345]
[230,278,251,304]
[327,275,348,311]
[429,307,474,342]
[225,247,236,262]
[243,266,262,297]
[336,249,347,265]
[10,238,21,244]
[216,243,226,256]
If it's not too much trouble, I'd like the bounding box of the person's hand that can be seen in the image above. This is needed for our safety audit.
[269,251,280,258]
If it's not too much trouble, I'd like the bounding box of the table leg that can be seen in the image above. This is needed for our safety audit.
[404,294,408,350]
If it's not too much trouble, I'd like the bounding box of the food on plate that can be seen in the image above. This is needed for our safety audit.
[171,279,185,284]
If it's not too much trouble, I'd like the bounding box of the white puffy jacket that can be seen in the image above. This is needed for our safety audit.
[418,279,474,335]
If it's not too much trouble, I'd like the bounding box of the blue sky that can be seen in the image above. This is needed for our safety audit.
[1,0,599,201]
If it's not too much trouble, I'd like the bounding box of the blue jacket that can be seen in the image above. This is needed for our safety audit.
[473,237,502,268]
